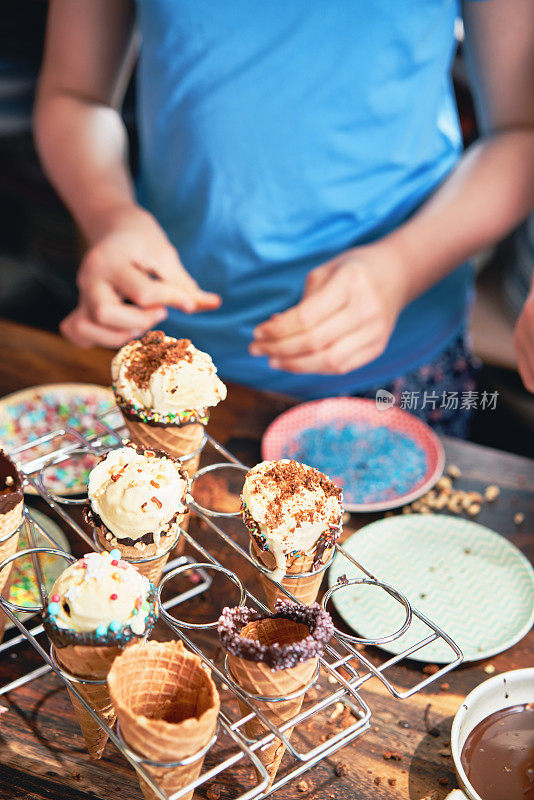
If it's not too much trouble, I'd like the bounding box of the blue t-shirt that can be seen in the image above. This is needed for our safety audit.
[135,0,472,398]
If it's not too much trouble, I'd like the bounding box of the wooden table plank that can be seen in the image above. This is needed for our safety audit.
[0,319,532,800]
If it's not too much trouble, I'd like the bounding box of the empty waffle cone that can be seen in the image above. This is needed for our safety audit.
[0,499,24,644]
[95,524,184,586]
[54,643,123,759]
[123,418,204,481]
[251,539,333,611]
[227,617,317,787]
[108,640,220,800]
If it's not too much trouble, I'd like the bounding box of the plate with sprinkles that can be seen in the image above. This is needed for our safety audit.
[7,508,71,623]
[0,383,116,495]
[261,397,444,512]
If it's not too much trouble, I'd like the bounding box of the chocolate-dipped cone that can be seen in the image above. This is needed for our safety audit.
[218,601,333,788]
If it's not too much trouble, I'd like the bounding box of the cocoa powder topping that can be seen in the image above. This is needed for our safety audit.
[124,331,193,388]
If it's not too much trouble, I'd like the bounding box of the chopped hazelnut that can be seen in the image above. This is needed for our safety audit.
[485,484,500,502]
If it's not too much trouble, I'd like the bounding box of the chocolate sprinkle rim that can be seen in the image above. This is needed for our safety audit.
[217,599,334,671]
[0,449,24,515]
[242,501,341,571]
[114,389,210,428]
[42,583,159,649]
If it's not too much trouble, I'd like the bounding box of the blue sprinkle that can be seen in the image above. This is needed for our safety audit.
[47,602,60,615]
[108,620,122,632]
[95,624,108,637]
[109,549,121,561]
[283,422,427,505]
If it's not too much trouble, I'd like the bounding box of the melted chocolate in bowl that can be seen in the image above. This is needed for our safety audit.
[461,704,534,800]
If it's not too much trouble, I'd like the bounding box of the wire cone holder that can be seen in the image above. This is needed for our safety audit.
[0,409,463,800]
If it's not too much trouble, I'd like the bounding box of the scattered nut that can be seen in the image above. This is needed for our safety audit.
[206,786,222,800]
[434,491,450,510]
[514,512,525,525]
[463,491,483,509]
[485,485,500,502]
[334,761,348,777]
[388,777,397,786]
[447,464,461,478]
[329,702,344,721]
[436,476,453,492]
[5,475,13,486]
[484,664,495,674]
[383,751,402,761]
[447,493,464,513]
[423,664,439,675]
[374,777,382,786]
[440,683,450,691]
[467,503,481,516]
[297,780,310,792]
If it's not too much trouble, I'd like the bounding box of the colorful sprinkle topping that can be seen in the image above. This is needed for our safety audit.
[282,422,428,505]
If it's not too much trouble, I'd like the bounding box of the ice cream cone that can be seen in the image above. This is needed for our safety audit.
[94,526,182,586]
[123,419,204,481]
[228,616,317,785]
[107,640,220,800]
[43,550,159,760]
[218,602,333,789]
[251,539,333,610]
[86,444,190,585]
[54,643,123,759]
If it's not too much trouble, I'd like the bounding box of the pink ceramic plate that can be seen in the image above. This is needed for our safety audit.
[261,397,445,512]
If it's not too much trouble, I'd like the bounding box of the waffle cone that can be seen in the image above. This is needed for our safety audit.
[251,539,332,610]
[53,643,123,759]
[123,418,204,481]
[108,640,220,800]
[0,500,23,644]
[227,617,317,786]
[95,523,184,586]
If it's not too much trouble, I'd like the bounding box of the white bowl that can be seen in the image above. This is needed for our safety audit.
[450,668,534,800]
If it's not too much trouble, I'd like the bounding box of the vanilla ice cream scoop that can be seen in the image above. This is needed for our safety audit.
[111,331,227,419]
[46,551,153,637]
[241,459,343,582]
[87,445,189,545]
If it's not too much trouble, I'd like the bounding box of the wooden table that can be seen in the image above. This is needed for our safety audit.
[0,319,532,800]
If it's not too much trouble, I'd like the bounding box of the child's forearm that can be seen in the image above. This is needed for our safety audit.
[34,89,138,244]
[385,128,534,309]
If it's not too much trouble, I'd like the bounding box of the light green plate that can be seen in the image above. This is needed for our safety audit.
[329,515,534,663]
